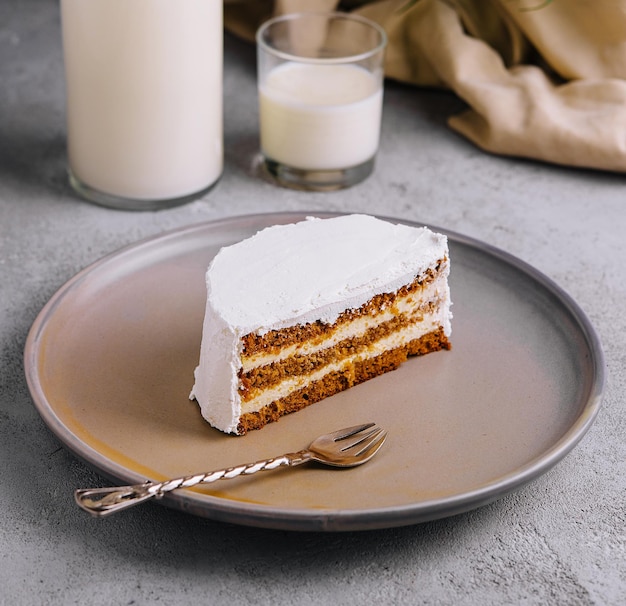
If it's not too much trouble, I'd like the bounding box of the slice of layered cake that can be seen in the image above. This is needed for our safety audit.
[190,214,452,435]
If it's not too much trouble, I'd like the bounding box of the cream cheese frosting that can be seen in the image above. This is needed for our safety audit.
[190,214,451,434]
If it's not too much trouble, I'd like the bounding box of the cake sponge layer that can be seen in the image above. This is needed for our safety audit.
[238,270,449,408]
[237,329,450,435]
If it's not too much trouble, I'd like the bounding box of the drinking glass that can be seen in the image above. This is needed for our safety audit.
[256,12,387,191]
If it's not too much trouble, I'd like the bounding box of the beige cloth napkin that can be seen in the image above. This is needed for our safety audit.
[225,0,626,173]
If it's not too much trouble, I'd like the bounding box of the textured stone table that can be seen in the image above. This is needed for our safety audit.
[1,2,624,604]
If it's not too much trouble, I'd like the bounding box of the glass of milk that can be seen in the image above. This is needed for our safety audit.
[256,12,387,191]
[60,0,223,211]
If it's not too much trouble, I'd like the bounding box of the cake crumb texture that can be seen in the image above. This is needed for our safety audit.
[236,328,450,434]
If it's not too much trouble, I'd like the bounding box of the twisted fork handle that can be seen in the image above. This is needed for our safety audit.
[75,450,312,517]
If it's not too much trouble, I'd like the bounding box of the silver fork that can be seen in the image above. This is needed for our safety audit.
[74,422,387,517]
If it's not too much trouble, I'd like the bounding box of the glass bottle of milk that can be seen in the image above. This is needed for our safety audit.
[60,0,223,210]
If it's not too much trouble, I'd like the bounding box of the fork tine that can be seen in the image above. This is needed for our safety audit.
[341,427,386,455]
[360,429,387,457]
[329,422,375,442]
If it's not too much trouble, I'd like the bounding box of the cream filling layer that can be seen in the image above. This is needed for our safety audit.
[241,273,449,373]
[239,313,446,415]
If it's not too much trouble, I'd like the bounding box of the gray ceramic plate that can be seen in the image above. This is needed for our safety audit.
[24,212,604,531]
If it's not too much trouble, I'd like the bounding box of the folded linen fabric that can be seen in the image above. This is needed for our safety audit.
[225,0,626,172]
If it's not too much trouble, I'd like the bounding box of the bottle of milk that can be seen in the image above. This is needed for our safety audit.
[60,0,223,210]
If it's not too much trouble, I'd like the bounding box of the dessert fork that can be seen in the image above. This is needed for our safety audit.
[75,422,387,517]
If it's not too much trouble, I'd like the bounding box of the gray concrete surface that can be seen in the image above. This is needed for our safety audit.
[1,1,625,604]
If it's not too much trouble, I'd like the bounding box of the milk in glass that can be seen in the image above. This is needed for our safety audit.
[259,63,382,171]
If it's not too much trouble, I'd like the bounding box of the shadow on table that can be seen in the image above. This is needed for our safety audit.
[0,129,71,200]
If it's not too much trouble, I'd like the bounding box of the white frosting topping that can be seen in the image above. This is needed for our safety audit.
[206,215,448,334]
[190,214,450,434]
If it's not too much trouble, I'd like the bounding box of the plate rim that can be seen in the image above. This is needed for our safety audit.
[24,211,605,531]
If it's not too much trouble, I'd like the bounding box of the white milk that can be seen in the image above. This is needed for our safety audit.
[259,62,382,171]
[61,0,223,202]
